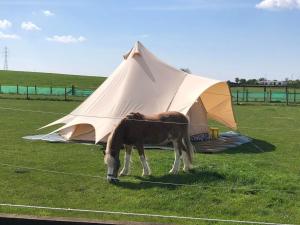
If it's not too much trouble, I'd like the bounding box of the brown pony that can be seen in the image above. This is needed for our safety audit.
[104,111,194,183]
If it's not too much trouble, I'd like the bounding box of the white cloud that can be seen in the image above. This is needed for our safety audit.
[46,35,86,44]
[21,21,41,31]
[0,19,12,29]
[138,34,149,38]
[42,10,55,16]
[256,0,300,10]
[0,31,20,40]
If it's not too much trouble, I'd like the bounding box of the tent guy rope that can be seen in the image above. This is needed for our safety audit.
[0,203,295,225]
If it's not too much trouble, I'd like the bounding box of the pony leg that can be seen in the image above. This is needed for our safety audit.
[179,141,193,172]
[136,144,151,176]
[120,145,132,176]
[169,140,181,174]
[182,151,192,172]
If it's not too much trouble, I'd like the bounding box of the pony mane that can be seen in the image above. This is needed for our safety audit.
[105,131,113,155]
[126,112,145,120]
[105,119,125,157]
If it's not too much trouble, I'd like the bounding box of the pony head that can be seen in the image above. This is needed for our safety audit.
[104,132,120,183]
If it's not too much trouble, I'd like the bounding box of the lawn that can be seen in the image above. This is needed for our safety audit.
[0,98,299,224]
[0,70,105,89]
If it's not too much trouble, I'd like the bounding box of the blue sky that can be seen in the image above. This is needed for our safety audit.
[0,0,300,81]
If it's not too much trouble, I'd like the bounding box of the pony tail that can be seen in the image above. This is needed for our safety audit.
[183,114,194,164]
[183,133,194,164]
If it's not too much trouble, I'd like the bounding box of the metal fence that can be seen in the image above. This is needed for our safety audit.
[231,86,300,104]
[0,84,299,104]
[0,85,94,100]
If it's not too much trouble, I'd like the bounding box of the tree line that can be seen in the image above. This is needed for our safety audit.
[228,77,300,87]
[178,69,300,88]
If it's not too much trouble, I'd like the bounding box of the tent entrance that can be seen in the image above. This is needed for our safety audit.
[187,99,209,142]
[60,124,95,142]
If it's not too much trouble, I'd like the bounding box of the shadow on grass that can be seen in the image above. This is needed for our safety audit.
[116,169,226,190]
[219,138,276,154]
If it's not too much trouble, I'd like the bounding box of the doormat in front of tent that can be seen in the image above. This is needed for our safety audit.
[23,133,66,142]
[192,131,251,153]
[22,133,95,145]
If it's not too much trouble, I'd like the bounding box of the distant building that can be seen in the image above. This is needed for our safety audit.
[258,80,288,86]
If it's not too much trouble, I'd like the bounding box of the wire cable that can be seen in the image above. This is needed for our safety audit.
[0,203,295,225]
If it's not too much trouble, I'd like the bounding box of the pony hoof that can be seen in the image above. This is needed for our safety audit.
[119,171,129,176]
[107,177,119,184]
[142,172,151,176]
[183,164,194,172]
[110,178,119,184]
[142,169,151,176]
[169,169,179,175]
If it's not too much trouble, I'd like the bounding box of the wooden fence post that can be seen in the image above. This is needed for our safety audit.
[71,85,75,96]
[237,90,239,104]
[230,87,233,104]
[264,86,266,102]
[17,85,19,94]
[50,86,52,95]
[26,86,29,100]
[286,86,288,105]
[269,89,272,102]
[246,89,248,102]
[294,88,296,103]
[35,85,37,94]
[64,87,67,101]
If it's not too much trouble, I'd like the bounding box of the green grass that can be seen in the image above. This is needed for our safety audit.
[0,98,299,224]
[0,70,105,89]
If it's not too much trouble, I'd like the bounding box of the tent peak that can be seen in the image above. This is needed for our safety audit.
[134,40,144,47]
[123,41,145,60]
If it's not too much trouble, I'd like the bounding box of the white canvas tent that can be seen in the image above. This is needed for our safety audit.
[42,41,237,143]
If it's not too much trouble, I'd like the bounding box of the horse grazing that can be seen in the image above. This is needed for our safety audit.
[104,111,194,183]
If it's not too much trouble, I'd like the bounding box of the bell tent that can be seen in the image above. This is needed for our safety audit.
[42,41,237,143]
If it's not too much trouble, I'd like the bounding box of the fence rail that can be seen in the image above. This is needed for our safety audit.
[0,84,299,104]
[231,86,300,105]
[0,85,94,100]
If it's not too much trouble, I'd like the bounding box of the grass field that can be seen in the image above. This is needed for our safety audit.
[0,98,299,224]
[0,70,105,89]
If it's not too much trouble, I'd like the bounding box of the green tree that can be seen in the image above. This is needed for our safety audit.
[239,78,247,85]
[246,79,258,85]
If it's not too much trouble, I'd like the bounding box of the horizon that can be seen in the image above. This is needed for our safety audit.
[1,0,300,81]
[1,67,298,82]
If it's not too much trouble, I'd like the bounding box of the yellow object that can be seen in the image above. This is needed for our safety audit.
[210,127,219,139]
